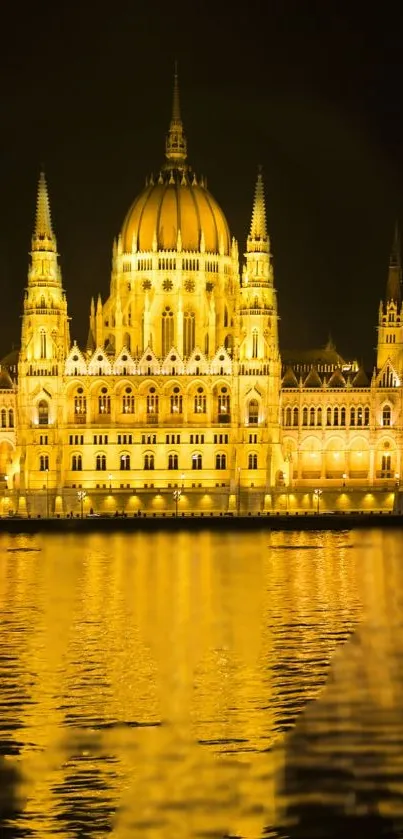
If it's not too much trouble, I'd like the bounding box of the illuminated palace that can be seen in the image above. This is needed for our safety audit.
[0,74,402,516]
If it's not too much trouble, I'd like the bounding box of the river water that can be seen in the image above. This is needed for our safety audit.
[0,528,403,838]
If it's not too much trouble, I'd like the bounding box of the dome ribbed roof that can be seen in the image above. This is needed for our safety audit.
[121,173,230,255]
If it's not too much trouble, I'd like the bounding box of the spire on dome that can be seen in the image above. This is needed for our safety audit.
[32,171,56,252]
[386,222,402,303]
[164,62,187,170]
[247,167,269,253]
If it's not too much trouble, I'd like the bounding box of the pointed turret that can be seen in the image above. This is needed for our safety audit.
[247,168,269,253]
[164,62,187,169]
[32,171,57,253]
[386,223,402,303]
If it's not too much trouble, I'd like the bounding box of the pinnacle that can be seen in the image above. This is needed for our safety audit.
[386,222,402,303]
[164,63,187,169]
[248,169,269,250]
[33,171,56,251]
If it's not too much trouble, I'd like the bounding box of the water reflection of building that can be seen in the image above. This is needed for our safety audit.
[0,531,365,837]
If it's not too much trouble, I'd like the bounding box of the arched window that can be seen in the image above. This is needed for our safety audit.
[168,453,178,470]
[248,453,258,469]
[381,454,391,474]
[215,453,226,469]
[170,390,183,414]
[285,407,292,427]
[162,307,174,355]
[248,399,259,425]
[120,453,131,470]
[144,453,155,470]
[293,407,299,427]
[40,330,46,359]
[183,311,196,356]
[350,407,355,426]
[252,329,258,359]
[1,409,6,428]
[340,407,346,426]
[38,400,49,425]
[218,389,230,418]
[74,391,86,415]
[194,388,206,413]
[364,407,370,426]
[357,407,363,427]
[309,407,315,426]
[224,307,229,328]
[302,407,308,426]
[326,407,332,426]
[98,388,110,414]
[224,334,234,356]
[382,405,391,426]
[192,453,202,470]
[39,454,49,471]
[334,407,339,426]
[146,393,159,414]
[96,454,106,471]
[317,407,322,426]
[72,454,82,471]
[122,388,135,414]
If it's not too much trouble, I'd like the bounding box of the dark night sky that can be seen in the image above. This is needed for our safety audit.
[1,1,403,367]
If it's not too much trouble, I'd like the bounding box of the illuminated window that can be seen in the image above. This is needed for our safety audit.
[317,407,322,426]
[120,453,131,470]
[38,400,49,425]
[74,391,87,414]
[364,407,370,426]
[98,388,111,414]
[215,453,226,469]
[144,453,154,470]
[40,330,46,359]
[122,388,135,414]
[293,407,299,426]
[326,407,332,426]
[248,399,259,425]
[382,406,391,426]
[251,329,258,359]
[96,454,106,471]
[303,407,308,426]
[218,388,230,416]
[248,453,258,470]
[340,407,346,426]
[357,407,363,427]
[170,390,183,414]
[1,409,5,428]
[168,453,178,470]
[350,407,355,426]
[183,311,196,356]
[381,454,391,474]
[147,393,159,414]
[194,388,206,413]
[309,407,315,426]
[333,407,339,426]
[72,454,82,471]
[162,307,174,355]
[285,407,292,426]
[39,454,49,471]
[192,453,202,470]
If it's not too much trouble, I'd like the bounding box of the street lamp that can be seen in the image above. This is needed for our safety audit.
[342,472,347,488]
[173,488,181,517]
[77,489,87,518]
[237,466,241,516]
[313,488,323,514]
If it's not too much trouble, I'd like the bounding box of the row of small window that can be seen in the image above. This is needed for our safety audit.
[1,409,14,428]
[283,406,379,427]
[68,433,227,446]
[39,454,260,471]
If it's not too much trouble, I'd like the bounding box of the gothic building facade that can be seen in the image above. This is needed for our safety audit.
[0,74,401,516]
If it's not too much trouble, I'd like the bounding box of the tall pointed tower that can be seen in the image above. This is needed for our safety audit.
[17,173,71,509]
[20,172,70,368]
[377,224,403,373]
[236,170,284,497]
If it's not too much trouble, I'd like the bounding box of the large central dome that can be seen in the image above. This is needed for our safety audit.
[121,173,231,255]
[120,69,231,256]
